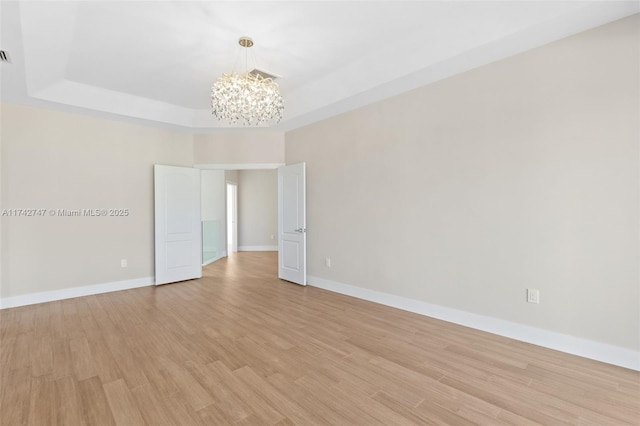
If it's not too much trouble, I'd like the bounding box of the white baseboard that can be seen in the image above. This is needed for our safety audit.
[238,245,277,252]
[308,275,640,371]
[0,276,154,309]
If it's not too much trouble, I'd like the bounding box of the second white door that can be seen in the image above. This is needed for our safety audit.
[278,163,306,285]
[154,165,202,285]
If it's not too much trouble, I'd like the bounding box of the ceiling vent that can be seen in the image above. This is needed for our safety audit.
[0,50,9,63]
[248,68,279,81]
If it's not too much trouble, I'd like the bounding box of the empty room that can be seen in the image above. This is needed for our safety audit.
[1,1,639,425]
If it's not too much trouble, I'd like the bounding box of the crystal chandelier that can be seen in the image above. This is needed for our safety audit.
[211,37,284,126]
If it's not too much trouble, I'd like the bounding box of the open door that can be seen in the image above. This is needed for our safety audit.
[154,165,202,285]
[278,163,306,285]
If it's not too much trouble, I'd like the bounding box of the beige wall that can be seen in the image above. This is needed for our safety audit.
[0,108,284,298]
[201,170,226,222]
[1,102,193,298]
[237,169,278,249]
[286,16,639,350]
[193,132,285,165]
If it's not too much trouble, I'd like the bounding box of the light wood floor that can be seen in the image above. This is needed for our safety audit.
[1,252,638,425]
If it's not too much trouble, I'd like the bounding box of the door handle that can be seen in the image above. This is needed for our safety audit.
[294,228,306,233]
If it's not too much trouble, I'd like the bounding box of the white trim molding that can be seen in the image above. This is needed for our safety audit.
[308,275,640,371]
[238,245,278,252]
[194,163,285,170]
[0,276,154,309]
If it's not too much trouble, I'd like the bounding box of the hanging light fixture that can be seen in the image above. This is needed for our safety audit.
[211,37,284,126]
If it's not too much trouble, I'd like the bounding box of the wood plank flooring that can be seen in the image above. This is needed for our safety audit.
[1,251,638,425]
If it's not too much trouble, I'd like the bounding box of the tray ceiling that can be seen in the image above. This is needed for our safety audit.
[1,1,638,131]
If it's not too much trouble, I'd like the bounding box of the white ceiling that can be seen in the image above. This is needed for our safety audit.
[1,1,638,132]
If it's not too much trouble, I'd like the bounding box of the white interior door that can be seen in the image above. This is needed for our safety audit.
[278,163,306,285]
[154,165,202,285]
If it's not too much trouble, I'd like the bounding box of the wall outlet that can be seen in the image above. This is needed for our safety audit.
[527,288,539,304]
[121,259,128,268]
[325,257,331,268]
[270,234,275,240]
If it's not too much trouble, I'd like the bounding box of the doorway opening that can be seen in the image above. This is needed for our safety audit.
[226,182,238,254]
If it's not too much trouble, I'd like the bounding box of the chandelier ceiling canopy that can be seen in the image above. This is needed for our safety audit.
[211,37,284,126]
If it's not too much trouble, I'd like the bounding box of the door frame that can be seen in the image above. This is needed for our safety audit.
[194,163,285,258]
[226,182,238,254]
